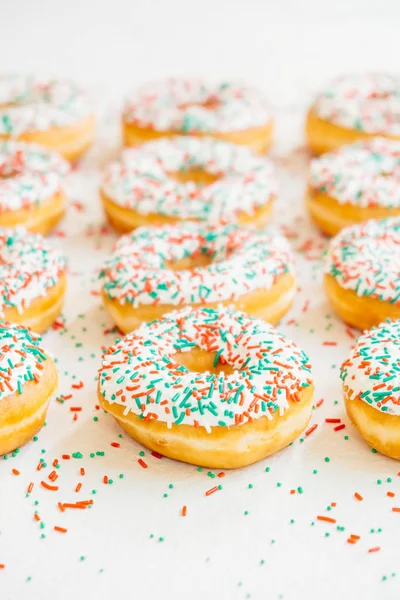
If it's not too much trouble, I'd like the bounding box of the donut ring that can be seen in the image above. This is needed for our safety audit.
[0,322,58,456]
[0,75,95,162]
[98,306,314,468]
[122,78,274,153]
[100,222,296,333]
[306,74,400,155]
[0,227,67,333]
[0,141,69,234]
[342,320,400,460]
[324,217,400,330]
[101,137,277,232]
[307,138,400,236]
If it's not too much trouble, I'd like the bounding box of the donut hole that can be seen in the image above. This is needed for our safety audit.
[172,347,235,376]
[167,168,221,187]
[178,96,221,111]
[164,252,213,271]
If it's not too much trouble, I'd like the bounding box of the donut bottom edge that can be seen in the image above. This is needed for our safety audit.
[305,108,400,155]
[3,272,67,334]
[0,355,58,456]
[345,392,400,460]
[98,384,314,469]
[0,191,66,235]
[324,274,400,331]
[100,190,274,234]
[306,189,400,237]
[122,119,274,155]
[102,272,296,334]
[0,114,95,162]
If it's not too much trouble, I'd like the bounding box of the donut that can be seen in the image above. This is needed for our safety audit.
[306,73,400,155]
[0,75,95,161]
[122,78,274,153]
[307,138,400,236]
[100,221,295,333]
[100,136,277,232]
[324,217,400,330]
[98,306,314,468]
[0,322,58,456]
[342,319,400,460]
[0,141,69,234]
[0,226,67,333]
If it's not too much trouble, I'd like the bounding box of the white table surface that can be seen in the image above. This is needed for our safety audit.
[1,2,400,599]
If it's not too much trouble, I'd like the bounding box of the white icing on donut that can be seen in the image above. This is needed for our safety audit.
[310,138,400,208]
[101,137,277,223]
[313,73,400,135]
[123,78,272,133]
[0,141,69,212]
[0,322,50,402]
[99,306,313,431]
[342,320,400,416]
[324,217,400,304]
[0,75,92,135]
[0,226,66,315]
[100,222,294,307]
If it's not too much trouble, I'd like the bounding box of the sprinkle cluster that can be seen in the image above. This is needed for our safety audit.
[342,320,400,416]
[0,322,48,401]
[313,73,400,135]
[100,222,294,307]
[122,78,272,133]
[0,75,91,135]
[310,138,400,207]
[324,217,400,304]
[99,306,312,431]
[0,226,66,315]
[102,136,277,222]
[0,141,69,212]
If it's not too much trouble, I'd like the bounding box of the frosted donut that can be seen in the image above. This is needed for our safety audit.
[307,138,400,236]
[0,226,67,333]
[100,222,295,333]
[0,141,69,234]
[100,136,277,232]
[0,322,58,456]
[324,217,400,330]
[306,73,400,155]
[0,75,95,161]
[122,78,274,153]
[342,319,400,460]
[98,306,314,468]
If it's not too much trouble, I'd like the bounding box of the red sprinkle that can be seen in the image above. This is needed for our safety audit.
[138,459,148,469]
[334,424,346,432]
[111,442,120,448]
[305,424,318,437]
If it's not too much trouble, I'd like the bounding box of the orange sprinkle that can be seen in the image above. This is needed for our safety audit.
[54,526,67,533]
[138,459,147,469]
[387,492,395,498]
[205,486,219,497]
[11,468,20,476]
[305,424,318,437]
[317,516,336,523]
[350,534,360,540]
[34,513,40,522]
[70,407,82,412]
[182,506,187,517]
[368,547,380,553]
[316,399,324,408]
[52,459,59,467]
[354,492,363,501]
[290,489,296,495]
[27,482,34,494]
[217,472,225,478]
[40,481,59,491]
[80,467,85,476]
[0,565,5,569]
[103,475,108,484]
[58,502,65,513]
[392,507,400,512]
[48,470,58,482]
[331,502,337,507]
[61,454,70,460]
[75,482,82,493]
[347,538,356,544]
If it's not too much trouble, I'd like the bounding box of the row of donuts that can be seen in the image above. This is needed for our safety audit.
[1,73,399,160]
[0,72,400,469]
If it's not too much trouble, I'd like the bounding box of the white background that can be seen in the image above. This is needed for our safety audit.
[1,1,400,599]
